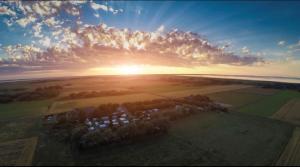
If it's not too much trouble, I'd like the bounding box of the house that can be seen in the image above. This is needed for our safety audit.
[104,120,110,124]
[88,126,95,131]
[119,117,126,121]
[121,113,127,118]
[45,115,57,124]
[99,124,107,128]
[112,122,120,126]
[101,116,109,120]
[122,120,129,124]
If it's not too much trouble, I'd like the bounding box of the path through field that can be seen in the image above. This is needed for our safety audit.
[276,127,300,166]
[0,137,38,166]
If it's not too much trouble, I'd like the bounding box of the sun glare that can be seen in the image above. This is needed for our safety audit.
[116,65,143,75]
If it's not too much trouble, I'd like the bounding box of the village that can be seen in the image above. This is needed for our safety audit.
[44,95,228,150]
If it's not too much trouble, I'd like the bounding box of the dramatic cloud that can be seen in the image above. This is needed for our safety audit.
[0,1,263,74]
[1,24,263,70]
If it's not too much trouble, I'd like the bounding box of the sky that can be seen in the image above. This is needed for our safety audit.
[0,1,300,80]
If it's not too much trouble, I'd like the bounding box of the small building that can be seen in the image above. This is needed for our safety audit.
[119,117,126,121]
[101,116,109,120]
[99,124,107,128]
[103,120,110,124]
[112,122,120,126]
[88,126,95,131]
[122,120,129,124]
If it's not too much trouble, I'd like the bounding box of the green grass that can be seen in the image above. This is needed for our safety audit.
[239,90,300,117]
[0,100,53,120]
[208,91,265,109]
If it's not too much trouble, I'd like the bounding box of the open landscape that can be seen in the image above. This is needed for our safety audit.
[0,75,300,165]
[1,1,300,166]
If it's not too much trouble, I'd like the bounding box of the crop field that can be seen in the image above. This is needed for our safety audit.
[155,85,252,98]
[234,87,279,96]
[272,99,300,125]
[0,137,38,166]
[49,85,251,115]
[48,93,164,115]
[33,111,293,166]
[276,128,300,166]
[238,90,300,117]
[1,75,300,165]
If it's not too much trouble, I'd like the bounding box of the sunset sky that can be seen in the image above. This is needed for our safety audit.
[0,1,300,80]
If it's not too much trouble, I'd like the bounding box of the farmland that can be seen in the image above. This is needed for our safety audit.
[238,90,300,117]
[34,111,292,166]
[0,100,53,121]
[276,128,300,166]
[0,75,300,165]
[272,99,300,125]
[0,137,38,166]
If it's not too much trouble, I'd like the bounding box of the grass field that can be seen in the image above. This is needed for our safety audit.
[33,111,293,165]
[234,87,279,96]
[208,91,265,109]
[0,137,38,166]
[238,90,300,117]
[276,127,300,166]
[0,100,53,121]
[272,99,300,126]
[154,85,252,98]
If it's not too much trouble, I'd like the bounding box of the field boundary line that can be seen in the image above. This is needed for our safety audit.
[15,137,38,166]
[276,127,300,166]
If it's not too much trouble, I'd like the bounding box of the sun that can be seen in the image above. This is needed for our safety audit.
[116,65,143,75]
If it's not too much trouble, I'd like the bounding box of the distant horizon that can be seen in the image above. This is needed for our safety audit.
[1,73,300,84]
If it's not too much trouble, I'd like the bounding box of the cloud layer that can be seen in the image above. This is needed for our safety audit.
[0,1,263,74]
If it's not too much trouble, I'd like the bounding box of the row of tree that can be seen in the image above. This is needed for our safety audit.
[0,85,63,103]
[61,90,137,100]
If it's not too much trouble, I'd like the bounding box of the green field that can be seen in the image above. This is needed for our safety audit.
[238,90,300,117]
[0,100,53,121]
[0,76,300,165]
[33,111,293,166]
[208,91,265,109]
